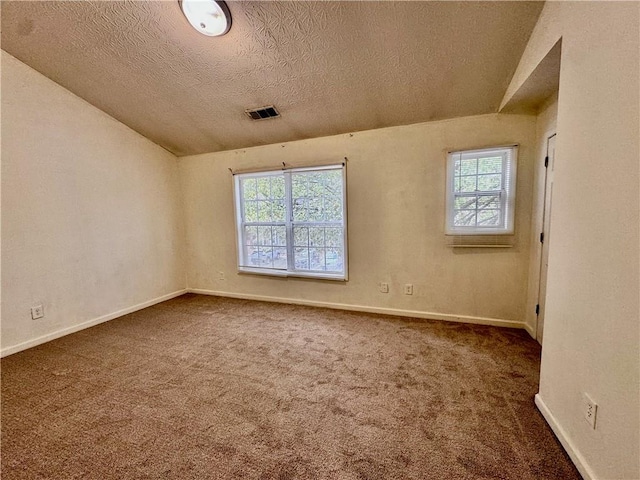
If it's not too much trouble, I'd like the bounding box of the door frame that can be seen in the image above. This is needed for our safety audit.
[535,133,556,343]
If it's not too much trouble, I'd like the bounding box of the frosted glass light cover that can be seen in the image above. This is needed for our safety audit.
[180,0,230,37]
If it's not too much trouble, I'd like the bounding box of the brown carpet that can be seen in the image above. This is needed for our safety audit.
[1,294,580,480]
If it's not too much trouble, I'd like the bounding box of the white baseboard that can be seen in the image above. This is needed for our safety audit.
[188,288,526,329]
[524,321,536,339]
[535,394,594,480]
[1,289,187,358]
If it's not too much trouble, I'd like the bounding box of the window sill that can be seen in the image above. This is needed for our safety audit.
[445,230,515,236]
[448,244,513,248]
[238,267,347,282]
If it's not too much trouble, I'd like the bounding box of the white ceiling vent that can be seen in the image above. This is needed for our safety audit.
[245,105,280,120]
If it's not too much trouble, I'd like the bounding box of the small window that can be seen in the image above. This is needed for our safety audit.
[234,164,347,280]
[445,146,517,235]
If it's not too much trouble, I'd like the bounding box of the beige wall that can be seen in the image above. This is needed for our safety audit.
[179,113,537,326]
[504,2,640,479]
[1,52,186,354]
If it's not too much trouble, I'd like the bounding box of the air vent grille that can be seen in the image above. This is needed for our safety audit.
[245,105,280,120]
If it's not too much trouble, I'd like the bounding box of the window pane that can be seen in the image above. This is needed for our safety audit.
[248,247,270,267]
[258,226,272,246]
[244,226,258,246]
[294,247,309,270]
[256,177,270,200]
[293,170,343,222]
[460,158,477,176]
[273,247,287,269]
[256,200,271,222]
[478,156,503,174]
[324,170,342,196]
[242,178,257,200]
[272,226,286,246]
[260,247,274,267]
[454,210,476,226]
[326,248,343,272]
[323,195,343,222]
[325,227,342,248]
[477,194,500,210]
[306,173,327,205]
[478,210,501,226]
[477,174,502,191]
[247,247,261,266]
[454,196,476,210]
[244,201,258,222]
[293,198,307,221]
[310,248,325,270]
[308,172,326,188]
[272,200,286,222]
[292,175,307,199]
[458,176,476,192]
[271,175,285,199]
[308,197,323,222]
[309,227,325,247]
[293,226,309,247]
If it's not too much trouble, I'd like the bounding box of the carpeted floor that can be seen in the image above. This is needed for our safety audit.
[1,294,580,479]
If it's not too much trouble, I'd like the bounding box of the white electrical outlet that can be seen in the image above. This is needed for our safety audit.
[31,304,44,320]
[218,271,225,281]
[583,393,598,429]
[404,284,413,295]
[379,282,389,293]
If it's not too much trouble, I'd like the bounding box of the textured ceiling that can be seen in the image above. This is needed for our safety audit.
[1,1,543,156]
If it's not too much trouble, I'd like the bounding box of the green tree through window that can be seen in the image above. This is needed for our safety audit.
[234,165,347,280]
[446,146,517,235]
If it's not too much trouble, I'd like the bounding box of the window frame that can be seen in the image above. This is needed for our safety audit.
[233,164,348,281]
[445,146,518,235]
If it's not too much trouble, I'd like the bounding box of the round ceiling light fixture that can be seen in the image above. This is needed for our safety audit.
[180,0,231,37]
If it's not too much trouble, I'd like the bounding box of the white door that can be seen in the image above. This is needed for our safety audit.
[536,134,556,343]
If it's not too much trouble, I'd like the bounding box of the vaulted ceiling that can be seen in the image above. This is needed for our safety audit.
[1,1,543,156]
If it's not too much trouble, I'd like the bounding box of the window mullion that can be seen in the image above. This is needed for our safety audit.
[241,222,249,268]
[236,177,246,267]
[284,171,293,272]
[457,190,500,195]
[500,188,507,227]
[502,153,509,228]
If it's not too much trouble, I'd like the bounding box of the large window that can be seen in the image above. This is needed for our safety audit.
[445,146,517,235]
[234,164,347,280]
